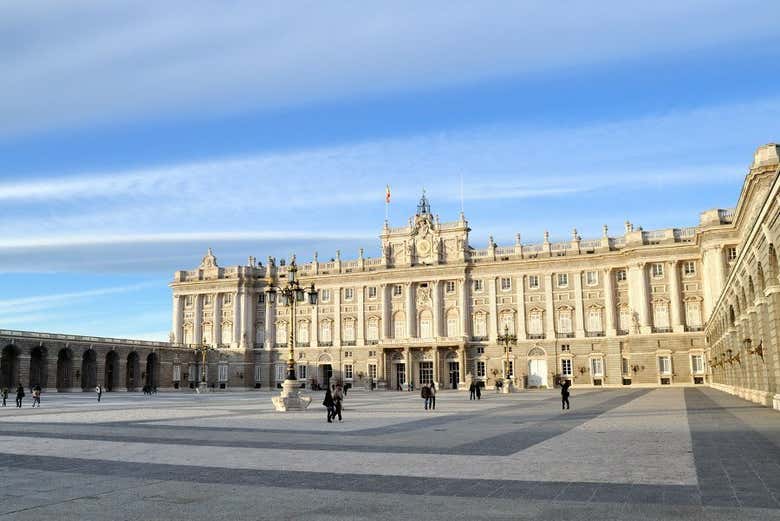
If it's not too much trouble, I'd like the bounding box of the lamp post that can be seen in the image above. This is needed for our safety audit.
[268,255,318,411]
[497,325,517,394]
[193,342,216,392]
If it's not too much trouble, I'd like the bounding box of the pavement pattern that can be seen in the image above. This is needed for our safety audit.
[0,386,778,520]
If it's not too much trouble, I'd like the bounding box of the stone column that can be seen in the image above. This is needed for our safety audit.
[433,346,439,386]
[544,274,556,339]
[756,295,776,399]
[458,346,466,387]
[516,275,526,340]
[172,295,183,343]
[357,286,365,345]
[574,271,585,337]
[213,293,222,346]
[377,348,385,384]
[628,262,651,334]
[193,295,203,345]
[765,284,780,409]
[233,290,242,348]
[334,287,342,346]
[460,279,470,338]
[488,277,498,342]
[406,282,416,339]
[404,346,411,389]
[264,296,274,350]
[432,280,442,338]
[242,289,253,349]
[668,261,684,333]
[380,284,390,339]
[603,268,616,336]
[310,300,318,348]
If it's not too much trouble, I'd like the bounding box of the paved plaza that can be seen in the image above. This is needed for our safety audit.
[0,387,779,520]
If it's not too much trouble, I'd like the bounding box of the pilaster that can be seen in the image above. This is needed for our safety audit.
[544,274,555,339]
[574,271,585,337]
[603,268,616,336]
[193,295,203,345]
[516,275,526,340]
[213,293,222,346]
[488,277,498,341]
[668,261,683,333]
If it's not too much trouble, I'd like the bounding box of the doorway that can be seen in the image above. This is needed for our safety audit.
[320,364,332,388]
[448,361,460,389]
[394,363,406,390]
[528,359,548,388]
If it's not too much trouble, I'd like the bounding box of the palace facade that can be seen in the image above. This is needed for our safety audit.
[2,143,778,408]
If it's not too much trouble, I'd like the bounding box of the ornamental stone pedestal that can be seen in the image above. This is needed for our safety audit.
[272,379,312,411]
[502,380,515,393]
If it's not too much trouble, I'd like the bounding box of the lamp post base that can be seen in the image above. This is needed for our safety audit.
[271,379,312,411]
[502,381,515,394]
[198,381,208,393]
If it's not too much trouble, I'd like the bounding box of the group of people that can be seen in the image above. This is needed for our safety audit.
[1,384,42,408]
[322,383,345,422]
[468,381,482,400]
[420,382,436,410]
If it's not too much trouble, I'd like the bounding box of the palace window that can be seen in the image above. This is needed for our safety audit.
[476,361,486,378]
[686,301,702,327]
[500,277,512,291]
[258,293,265,304]
[368,350,376,357]
[653,301,670,329]
[499,312,514,334]
[619,306,631,331]
[297,321,309,344]
[726,247,737,262]
[473,280,484,292]
[586,271,598,286]
[419,361,433,384]
[529,310,543,335]
[616,269,627,282]
[203,295,211,305]
[477,346,484,354]
[255,365,263,383]
[367,318,379,341]
[528,275,540,289]
[591,358,604,377]
[472,313,487,338]
[691,355,704,374]
[561,359,572,377]
[557,309,573,333]
[320,289,331,302]
[298,365,307,379]
[658,356,672,375]
[275,364,286,382]
[343,319,356,341]
[393,284,403,297]
[446,310,459,337]
[368,364,377,380]
[587,308,602,333]
[344,288,354,301]
[275,323,288,345]
[218,364,228,383]
[344,364,353,380]
[560,344,570,352]
[419,311,433,339]
[651,263,664,278]
[446,281,456,293]
[223,293,233,305]
[683,261,696,277]
[368,286,377,299]
[185,296,193,307]
[255,327,264,344]
[557,273,569,288]
[173,365,181,382]
[221,323,233,344]
[320,321,332,342]
[394,313,406,338]
[622,357,630,375]
[344,351,353,358]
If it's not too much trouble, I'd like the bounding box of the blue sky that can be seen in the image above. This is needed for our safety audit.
[1,1,779,340]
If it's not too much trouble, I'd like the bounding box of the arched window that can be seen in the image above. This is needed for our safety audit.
[320,320,332,342]
[343,318,356,341]
[393,312,406,339]
[297,321,309,344]
[419,310,433,339]
[446,309,459,337]
[367,317,380,341]
[619,306,631,332]
[557,308,572,333]
[183,324,193,345]
[276,322,288,344]
[255,324,265,344]
[528,310,543,335]
[685,301,701,327]
[653,301,669,329]
[587,308,602,333]
[499,311,515,335]
[222,322,233,344]
[202,322,213,345]
[472,312,487,337]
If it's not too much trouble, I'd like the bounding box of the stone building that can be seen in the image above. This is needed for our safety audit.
[3,143,778,403]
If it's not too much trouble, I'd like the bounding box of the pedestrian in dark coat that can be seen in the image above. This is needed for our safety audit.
[1,388,8,407]
[475,382,481,400]
[421,384,431,410]
[15,384,24,408]
[332,385,344,422]
[429,382,436,410]
[469,382,476,400]
[323,388,335,423]
[561,379,571,410]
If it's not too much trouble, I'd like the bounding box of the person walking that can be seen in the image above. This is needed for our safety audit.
[95,385,103,402]
[1,388,8,407]
[429,382,436,410]
[15,384,24,408]
[469,381,476,400]
[561,378,571,410]
[421,383,431,410]
[31,385,41,408]
[332,384,344,422]
[323,387,335,423]
[475,382,482,400]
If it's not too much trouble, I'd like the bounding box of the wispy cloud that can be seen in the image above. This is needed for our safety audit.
[0,1,776,139]
[0,282,160,315]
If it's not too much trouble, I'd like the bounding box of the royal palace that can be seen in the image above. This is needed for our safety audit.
[2,144,780,409]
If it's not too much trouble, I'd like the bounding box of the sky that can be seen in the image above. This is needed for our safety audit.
[1,1,779,340]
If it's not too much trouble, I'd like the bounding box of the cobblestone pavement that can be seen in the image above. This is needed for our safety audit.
[0,387,778,520]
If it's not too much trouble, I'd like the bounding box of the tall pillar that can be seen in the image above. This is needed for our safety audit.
[264,295,275,350]
[377,348,385,385]
[668,261,684,333]
[334,287,342,346]
[433,346,439,386]
[516,275,526,340]
[213,293,222,346]
[488,277,498,341]
[404,346,411,389]
[172,295,183,343]
[406,282,416,338]
[545,274,556,339]
[603,268,616,336]
[241,289,253,348]
[458,346,466,387]
[432,280,442,338]
[232,290,242,348]
[756,295,776,398]
[628,262,651,334]
[574,271,585,337]
[310,300,318,348]
[763,285,780,409]
[193,295,203,345]
[460,279,470,338]
[380,284,390,339]
[357,286,365,344]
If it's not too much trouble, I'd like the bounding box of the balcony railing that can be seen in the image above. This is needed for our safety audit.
[616,329,629,336]
[557,332,575,339]
[685,325,704,332]
[528,334,545,340]
[585,331,605,337]
[471,336,488,341]
[342,340,356,346]
[366,339,379,345]
[319,341,333,347]
[276,342,288,348]
[652,327,673,334]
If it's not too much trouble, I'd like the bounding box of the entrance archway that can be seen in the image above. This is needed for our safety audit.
[126,352,140,391]
[105,351,119,391]
[145,352,159,388]
[0,345,19,389]
[29,346,48,389]
[527,346,548,388]
[81,349,97,390]
[56,348,73,390]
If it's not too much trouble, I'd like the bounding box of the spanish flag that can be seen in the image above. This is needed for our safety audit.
[385,184,391,204]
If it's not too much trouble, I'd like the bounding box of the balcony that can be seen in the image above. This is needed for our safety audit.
[652,327,673,334]
[295,341,308,347]
[616,329,628,336]
[685,325,704,332]
[471,336,488,341]
[276,342,288,348]
[557,332,575,339]
[342,340,356,346]
[528,334,545,340]
[366,339,379,345]
[585,331,605,337]
[319,341,333,347]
